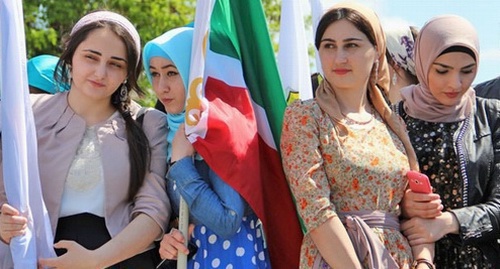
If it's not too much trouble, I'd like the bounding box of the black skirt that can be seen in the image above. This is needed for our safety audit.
[55,213,160,268]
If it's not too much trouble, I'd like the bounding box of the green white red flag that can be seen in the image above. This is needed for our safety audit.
[185,0,303,268]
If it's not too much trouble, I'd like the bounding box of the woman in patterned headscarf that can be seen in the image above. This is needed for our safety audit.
[385,25,419,103]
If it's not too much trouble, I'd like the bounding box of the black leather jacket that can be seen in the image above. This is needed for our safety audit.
[474,76,500,99]
[398,97,500,267]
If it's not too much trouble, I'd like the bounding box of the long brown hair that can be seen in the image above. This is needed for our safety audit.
[55,18,150,201]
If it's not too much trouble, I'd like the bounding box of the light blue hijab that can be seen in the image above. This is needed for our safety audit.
[27,54,70,93]
[143,27,193,160]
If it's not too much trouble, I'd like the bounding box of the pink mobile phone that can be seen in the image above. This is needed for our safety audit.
[406,171,432,194]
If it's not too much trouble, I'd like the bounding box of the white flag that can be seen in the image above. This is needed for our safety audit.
[0,0,56,268]
[310,0,326,76]
[278,0,313,103]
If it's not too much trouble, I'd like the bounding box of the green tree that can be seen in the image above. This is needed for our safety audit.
[24,0,197,57]
[24,0,197,107]
[23,0,283,107]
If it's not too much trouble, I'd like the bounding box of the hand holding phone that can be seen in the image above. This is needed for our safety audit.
[406,171,432,194]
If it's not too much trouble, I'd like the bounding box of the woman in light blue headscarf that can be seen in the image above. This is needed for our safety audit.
[27,54,70,94]
[143,27,270,269]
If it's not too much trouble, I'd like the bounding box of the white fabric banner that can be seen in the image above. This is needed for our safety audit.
[310,0,326,76]
[278,0,313,102]
[0,0,56,268]
[184,0,215,141]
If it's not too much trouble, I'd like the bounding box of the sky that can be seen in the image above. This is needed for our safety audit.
[300,0,500,85]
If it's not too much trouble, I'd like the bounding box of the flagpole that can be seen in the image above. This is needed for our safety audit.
[178,0,216,267]
[176,197,189,268]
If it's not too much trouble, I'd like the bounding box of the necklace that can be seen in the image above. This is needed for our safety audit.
[340,107,374,125]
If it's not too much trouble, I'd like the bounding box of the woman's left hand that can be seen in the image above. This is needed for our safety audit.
[159,228,189,260]
[38,240,99,269]
[401,212,459,246]
[401,217,442,246]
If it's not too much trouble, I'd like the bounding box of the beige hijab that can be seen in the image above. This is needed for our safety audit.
[315,2,418,171]
[400,15,479,123]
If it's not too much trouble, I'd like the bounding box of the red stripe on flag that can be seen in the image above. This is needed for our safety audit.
[257,138,303,266]
[193,76,302,268]
[193,76,260,209]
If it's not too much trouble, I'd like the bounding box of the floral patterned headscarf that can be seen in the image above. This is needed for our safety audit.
[386,26,416,76]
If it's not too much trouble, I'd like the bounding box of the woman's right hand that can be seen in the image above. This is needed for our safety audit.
[401,189,443,219]
[158,227,191,260]
[0,203,28,244]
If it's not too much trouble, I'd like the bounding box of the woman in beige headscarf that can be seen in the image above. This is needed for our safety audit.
[280,2,432,268]
[399,15,500,269]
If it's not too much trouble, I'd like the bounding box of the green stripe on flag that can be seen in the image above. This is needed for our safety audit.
[209,0,286,147]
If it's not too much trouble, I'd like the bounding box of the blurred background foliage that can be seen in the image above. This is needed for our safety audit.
[23,0,284,107]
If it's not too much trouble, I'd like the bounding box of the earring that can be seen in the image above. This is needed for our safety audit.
[119,80,128,102]
[392,73,398,86]
[67,67,72,84]
[373,59,379,82]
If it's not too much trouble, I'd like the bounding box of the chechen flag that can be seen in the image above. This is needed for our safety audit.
[185,0,302,268]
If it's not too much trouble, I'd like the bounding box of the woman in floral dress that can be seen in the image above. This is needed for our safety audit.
[280,2,433,269]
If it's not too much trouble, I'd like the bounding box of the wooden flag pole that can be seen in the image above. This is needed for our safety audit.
[176,197,189,269]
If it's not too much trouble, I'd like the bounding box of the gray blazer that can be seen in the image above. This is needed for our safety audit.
[0,92,170,241]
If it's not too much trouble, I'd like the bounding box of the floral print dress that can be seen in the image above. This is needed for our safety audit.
[281,100,413,269]
[405,116,493,269]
